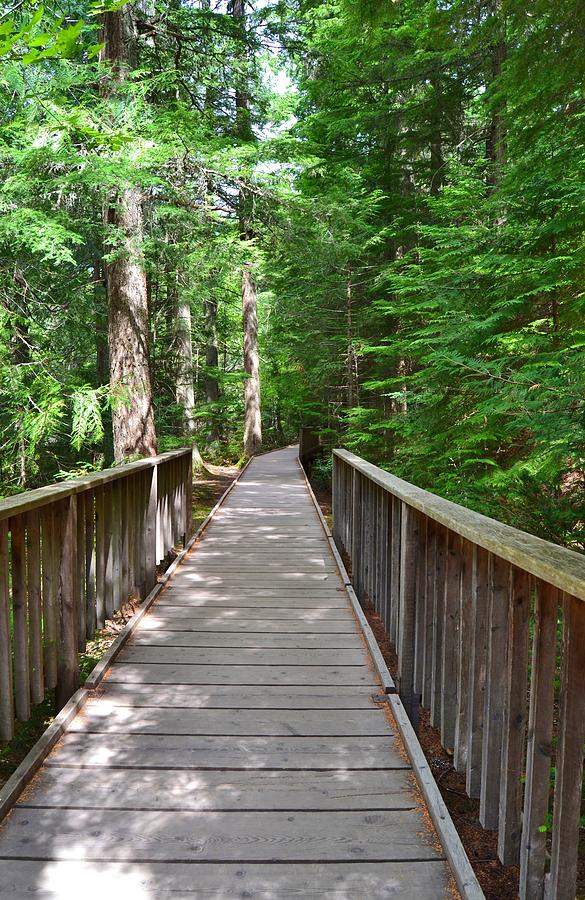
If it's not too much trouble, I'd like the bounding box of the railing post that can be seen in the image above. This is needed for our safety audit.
[184,451,193,545]
[547,593,585,900]
[10,515,29,723]
[0,520,13,741]
[519,581,557,899]
[351,469,362,600]
[332,453,340,547]
[55,495,79,711]
[146,463,158,591]
[397,502,420,729]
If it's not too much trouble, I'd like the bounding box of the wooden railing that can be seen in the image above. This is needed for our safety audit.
[332,449,585,900]
[0,449,193,741]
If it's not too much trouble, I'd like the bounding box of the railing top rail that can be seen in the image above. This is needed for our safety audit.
[0,448,192,523]
[334,448,585,601]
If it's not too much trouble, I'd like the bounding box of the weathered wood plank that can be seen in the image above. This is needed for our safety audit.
[25,512,44,705]
[45,732,409,770]
[69,706,390,736]
[498,566,530,864]
[130,630,364,649]
[18,766,418,811]
[10,515,30,722]
[547,593,585,899]
[479,554,509,830]
[140,616,358,633]
[519,581,557,899]
[95,683,379,709]
[0,808,441,862]
[124,646,367,666]
[157,592,349,608]
[0,521,13,740]
[107,662,376,686]
[149,605,354,621]
[0,859,451,899]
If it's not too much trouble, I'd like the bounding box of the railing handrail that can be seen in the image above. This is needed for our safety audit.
[0,448,192,523]
[335,448,585,601]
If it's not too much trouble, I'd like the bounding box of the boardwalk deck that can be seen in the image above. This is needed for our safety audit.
[0,447,458,898]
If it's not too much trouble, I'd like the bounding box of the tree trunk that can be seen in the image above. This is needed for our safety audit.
[346,266,358,410]
[204,298,221,442]
[102,4,157,462]
[176,298,197,436]
[242,265,262,456]
[232,0,262,456]
[486,2,506,195]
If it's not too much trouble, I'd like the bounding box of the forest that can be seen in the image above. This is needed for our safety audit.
[0,0,583,549]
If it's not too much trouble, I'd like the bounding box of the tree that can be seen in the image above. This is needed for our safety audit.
[102,2,157,462]
[232,0,262,457]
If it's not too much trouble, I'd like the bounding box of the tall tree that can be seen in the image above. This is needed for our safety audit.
[102,3,157,462]
[232,0,262,456]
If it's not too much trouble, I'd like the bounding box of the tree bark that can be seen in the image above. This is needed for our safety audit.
[176,298,197,436]
[102,4,157,462]
[232,0,262,456]
[242,265,262,456]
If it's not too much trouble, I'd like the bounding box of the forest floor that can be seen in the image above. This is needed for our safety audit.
[0,462,239,793]
[310,481,521,900]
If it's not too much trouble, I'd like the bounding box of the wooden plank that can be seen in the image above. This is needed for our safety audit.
[547,593,585,899]
[55,496,80,711]
[74,492,86,651]
[40,505,58,689]
[107,663,376,687]
[156,593,349,608]
[0,809,440,861]
[103,481,114,616]
[95,683,379,709]
[45,732,409,771]
[519,581,557,900]
[0,860,451,899]
[479,554,509,830]
[430,524,446,729]
[150,606,354,621]
[422,518,436,709]
[69,706,391,736]
[397,504,420,726]
[466,545,488,799]
[123,646,367,666]
[454,537,473,773]
[498,566,530,864]
[18,766,418,811]
[95,484,105,628]
[0,520,13,740]
[10,515,30,722]
[130,629,364,649]
[140,616,358,633]
[84,490,95,640]
[111,479,122,613]
[441,529,460,749]
[25,511,44,705]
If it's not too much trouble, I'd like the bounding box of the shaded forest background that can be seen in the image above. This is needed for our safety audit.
[1,0,584,548]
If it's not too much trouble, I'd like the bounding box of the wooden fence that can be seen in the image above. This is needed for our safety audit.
[332,449,585,900]
[0,449,192,742]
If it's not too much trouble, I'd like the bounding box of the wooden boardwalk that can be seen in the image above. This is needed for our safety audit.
[0,447,455,898]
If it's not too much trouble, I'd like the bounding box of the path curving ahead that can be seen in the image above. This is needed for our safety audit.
[0,447,455,898]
